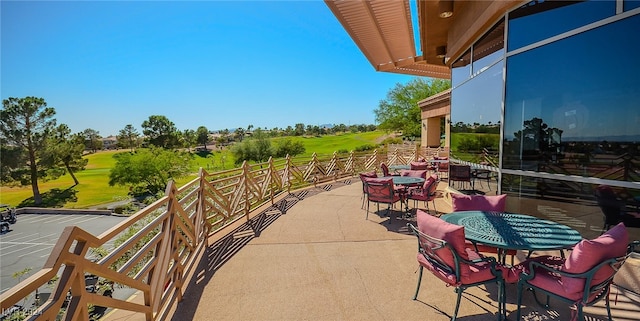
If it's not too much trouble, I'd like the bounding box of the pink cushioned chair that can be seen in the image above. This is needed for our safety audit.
[380,163,398,177]
[516,223,638,321]
[363,177,402,222]
[407,210,509,321]
[407,174,439,214]
[358,171,378,209]
[450,193,517,264]
[410,161,430,171]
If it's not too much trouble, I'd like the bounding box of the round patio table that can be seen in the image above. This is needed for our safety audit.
[389,176,424,186]
[441,211,583,263]
[388,164,410,172]
[383,176,424,214]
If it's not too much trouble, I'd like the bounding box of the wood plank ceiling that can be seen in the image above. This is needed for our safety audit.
[325,0,451,79]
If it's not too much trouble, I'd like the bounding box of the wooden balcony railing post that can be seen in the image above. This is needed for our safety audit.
[196,168,207,246]
[242,161,251,220]
[149,181,178,318]
[283,155,292,193]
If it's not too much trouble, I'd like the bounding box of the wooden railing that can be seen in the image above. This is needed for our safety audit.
[1,147,443,321]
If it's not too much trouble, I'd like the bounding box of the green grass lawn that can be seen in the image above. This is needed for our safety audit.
[0,150,131,209]
[0,131,387,209]
[273,131,383,157]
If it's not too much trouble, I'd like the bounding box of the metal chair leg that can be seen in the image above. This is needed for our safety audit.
[413,266,423,300]
[452,288,463,321]
[516,281,524,321]
[605,289,613,321]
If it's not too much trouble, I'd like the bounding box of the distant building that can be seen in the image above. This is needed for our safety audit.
[102,136,118,150]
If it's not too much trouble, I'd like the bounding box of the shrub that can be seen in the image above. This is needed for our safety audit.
[355,144,377,152]
[380,137,402,145]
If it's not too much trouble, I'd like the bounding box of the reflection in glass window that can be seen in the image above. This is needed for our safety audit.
[451,62,503,166]
[508,0,614,51]
[472,19,504,76]
[500,173,630,239]
[451,49,471,88]
[503,14,640,183]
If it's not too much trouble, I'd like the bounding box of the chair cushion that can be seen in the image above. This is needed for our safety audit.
[359,170,378,179]
[561,222,628,297]
[426,174,437,188]
[417,243,497,286]
[400,169,428,179]
[451,193,507,212]
[416,210,471,277]
[410,162,430,170]
[408,176,437,201]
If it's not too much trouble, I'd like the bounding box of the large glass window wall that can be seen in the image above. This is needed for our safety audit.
[448,1,640,238]
[496,2,640,239]
[450,19,504,189]
[503,13,640,184]
[507,1,614,51]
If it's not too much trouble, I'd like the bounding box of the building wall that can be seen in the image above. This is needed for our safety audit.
[419,92,450,148]
[450,1,640,240]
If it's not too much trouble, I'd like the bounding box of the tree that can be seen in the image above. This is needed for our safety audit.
[218,128,230,147]
[0,97,56,205]
[234,127,245,142]
[108,147,193,196]
[374,77,451,137]
[231,128,272,164]
[294,123,305,136]
[0,144,27,185]
[273,138,305,158]
[117,124,140,152]
[83,128,103,152]
[181,129,197,151]
[284,125,294,136]
[196,126,209,150]
[252,129,271,162]
[40,124,88,185]
[141,115,179,149]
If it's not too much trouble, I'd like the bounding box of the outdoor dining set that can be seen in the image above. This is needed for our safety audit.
[358,161,639,321]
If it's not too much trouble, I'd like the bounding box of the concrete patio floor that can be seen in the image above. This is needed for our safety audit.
[105,178,640,321]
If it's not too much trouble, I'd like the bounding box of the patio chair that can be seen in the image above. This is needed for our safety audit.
[363,177,402,222]
[516,223,639,321]
[435,156,449,179]
[407,210,508,321]
[473,169,495,191]
[358,171,378,209]
[451,193,517,265]
[594,184,640,233]
[407,174,439,214]
[380,163,398,177]
[449,164,473,190]
[410,161,430,171]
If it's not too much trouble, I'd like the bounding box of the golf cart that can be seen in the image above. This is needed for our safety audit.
[0,204,16,232]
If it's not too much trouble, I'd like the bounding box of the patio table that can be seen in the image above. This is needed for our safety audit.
[441,211,583,265]
[384,176,424,214]
[388,164,410,173]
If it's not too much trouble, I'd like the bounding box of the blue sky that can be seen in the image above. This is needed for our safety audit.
[1,1,417,136]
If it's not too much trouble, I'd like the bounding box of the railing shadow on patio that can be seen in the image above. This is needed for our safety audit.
[0,145,444,321]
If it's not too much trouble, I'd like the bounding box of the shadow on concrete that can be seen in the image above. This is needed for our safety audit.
[171,181,353,321]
